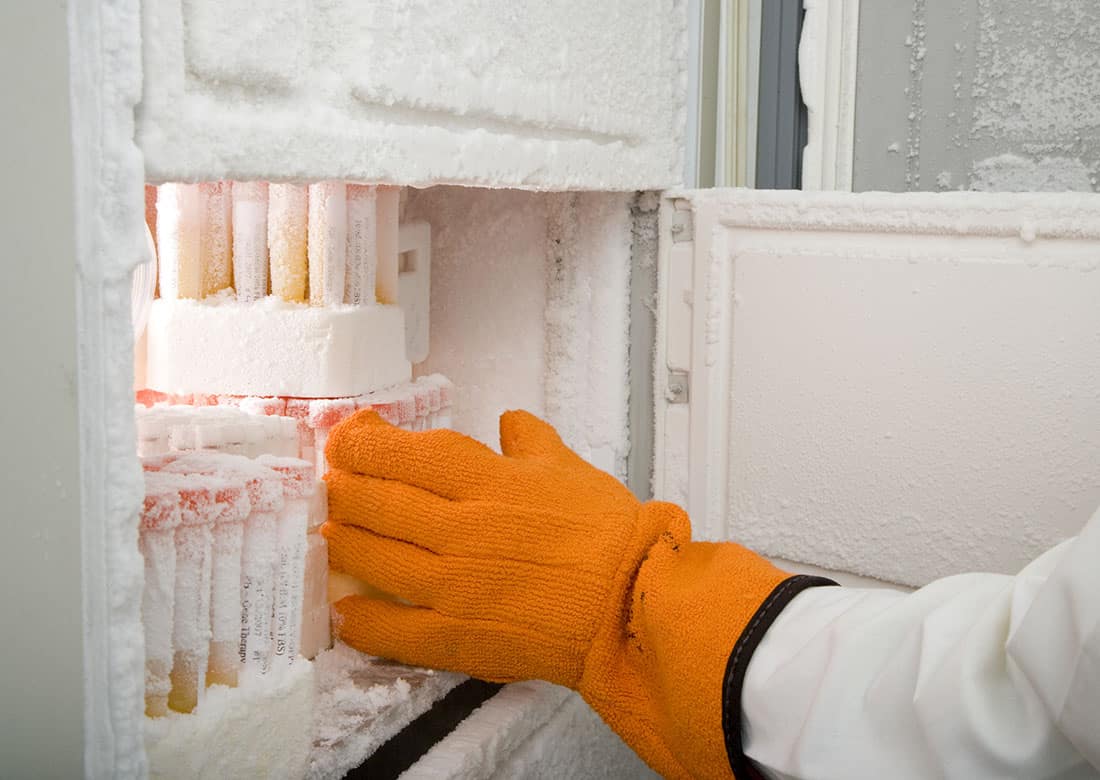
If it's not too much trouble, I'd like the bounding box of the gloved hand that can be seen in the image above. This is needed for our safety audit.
[323,410,829,779]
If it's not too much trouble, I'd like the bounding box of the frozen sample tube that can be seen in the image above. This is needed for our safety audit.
[156,183,202,300]
[205,478,251,688]
[166,453,285,680]
[425,374,455,429]
[199,181,233,298]
[194,422,226,452]
[375,186,400,305]
[285,399,314,463]
[300,480,331,659]
[308,398,358,478]
[411,384,432,432]
[308,182,348,307]
[268,184,308,302]
[136,412,169,457]
[231,182,269,302]
[416,377,443,430]
[143,472,218,714]
[257,455,315,667]
[238,396,287,417]
[140,474,183,717]
[243,420,267,458]
[345,184,378,305]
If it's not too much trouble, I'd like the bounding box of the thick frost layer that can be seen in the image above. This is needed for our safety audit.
[675,188,1100,586]
[307,644,465,780]
[137,2,686,190]
[145,664,315,779]
[405,187,633,473]
[404,683,657,779]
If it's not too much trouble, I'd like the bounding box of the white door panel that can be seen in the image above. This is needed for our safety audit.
[656,189,1100,586]
[138,0,687,190]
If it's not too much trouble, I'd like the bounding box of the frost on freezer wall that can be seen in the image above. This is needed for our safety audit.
[68,0,149,776]
[405,187,633,481]
[137,0,687,190]
[545,193,634,479]
[683,190,1100,588]
[405,187,550,448]
[853,0,1100,193]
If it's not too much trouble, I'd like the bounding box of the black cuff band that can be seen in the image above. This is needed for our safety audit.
[721,574,838,779]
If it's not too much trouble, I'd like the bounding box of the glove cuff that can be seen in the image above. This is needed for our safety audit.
[721,574,838,778]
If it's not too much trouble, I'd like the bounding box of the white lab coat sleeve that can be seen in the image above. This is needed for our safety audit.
[740,506,1100,780]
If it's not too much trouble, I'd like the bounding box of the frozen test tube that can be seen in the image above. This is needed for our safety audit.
[345,184,378,305]
[166,453,285,680]
[140,475,184,717]
[199,181,232,298]
[205,478,251,687]
[143,471,218,714]
[156,183,202,300]
[257,455,316,667]
[300,480,331,659]
[308,182,347,307]
[268,184,308,302]
[231,182,269,302]
[307,398,358,478]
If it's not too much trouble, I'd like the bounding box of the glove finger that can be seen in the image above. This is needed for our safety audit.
[326,410,516,500]
[331,595,584,685]
[498,410,577,463]
[325,470,623,567]
[323,522,606,636]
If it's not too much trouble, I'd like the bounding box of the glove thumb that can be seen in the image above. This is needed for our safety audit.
[499,410,575,463]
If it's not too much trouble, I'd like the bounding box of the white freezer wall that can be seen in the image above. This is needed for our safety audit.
[663,190,1100,588]
[406,187,635,478]
[138,0,687,191]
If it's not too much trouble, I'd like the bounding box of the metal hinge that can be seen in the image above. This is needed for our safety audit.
[666,370,689,404]
[669,204,694,244]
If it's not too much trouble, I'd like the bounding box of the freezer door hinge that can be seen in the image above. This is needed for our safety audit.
[669,205,694,243]
[666,370,689,403]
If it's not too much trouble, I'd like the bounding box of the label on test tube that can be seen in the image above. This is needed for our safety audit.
[345,185,378,305]
[206,479,250,688]
[258,455,315,667]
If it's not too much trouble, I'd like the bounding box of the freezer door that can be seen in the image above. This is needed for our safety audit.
[654,188,1100,587]
[137,1,686,190]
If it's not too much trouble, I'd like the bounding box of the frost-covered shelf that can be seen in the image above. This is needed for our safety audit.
[144,645,465,780]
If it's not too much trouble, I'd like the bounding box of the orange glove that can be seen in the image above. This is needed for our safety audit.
[322,410,835,779]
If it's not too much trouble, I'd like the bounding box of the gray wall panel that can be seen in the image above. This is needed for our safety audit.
[854,0,1100,193]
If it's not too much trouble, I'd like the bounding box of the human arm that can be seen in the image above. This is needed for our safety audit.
[741,513,1100,779]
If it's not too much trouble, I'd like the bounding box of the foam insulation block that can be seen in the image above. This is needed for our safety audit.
[145,298,411,398]
[136,0,687,190]
[404,683,658,779]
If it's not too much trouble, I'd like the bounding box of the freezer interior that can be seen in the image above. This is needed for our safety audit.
[127,180,651,778]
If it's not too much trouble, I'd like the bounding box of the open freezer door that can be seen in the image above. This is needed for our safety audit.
[137,1,687,191]
[654,188,1100,587]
